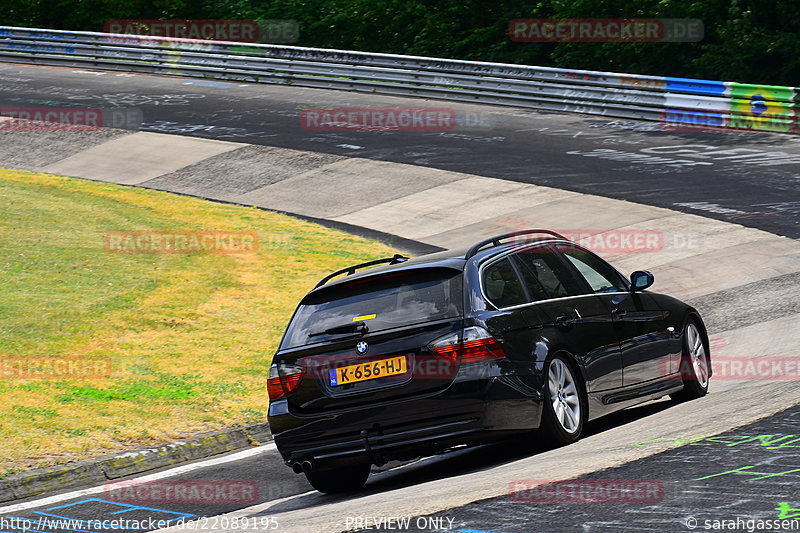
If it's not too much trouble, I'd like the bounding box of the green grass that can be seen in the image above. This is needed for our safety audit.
[0,168,395,477]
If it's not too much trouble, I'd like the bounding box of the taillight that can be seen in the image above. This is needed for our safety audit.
[429,326,506,364]
[460,327,506,363]
[428,332,460,363]
[267,363,304,400]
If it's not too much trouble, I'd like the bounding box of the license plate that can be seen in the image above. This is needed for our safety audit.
[329,356,407,386]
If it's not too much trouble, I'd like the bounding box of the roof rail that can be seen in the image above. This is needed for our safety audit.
[314,254,410,289]
[464,229,567,260]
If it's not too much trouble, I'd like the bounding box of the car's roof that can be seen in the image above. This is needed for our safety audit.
[315,251,467,292]
[313,236,574,292]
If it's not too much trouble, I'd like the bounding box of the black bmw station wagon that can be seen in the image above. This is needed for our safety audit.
[267,230,711,493]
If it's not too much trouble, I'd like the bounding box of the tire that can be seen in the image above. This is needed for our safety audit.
[541,354,586,445]
[303,462,370,494]
[670,319,710,402]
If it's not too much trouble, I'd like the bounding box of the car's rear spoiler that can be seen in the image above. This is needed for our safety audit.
[314,254,409,288]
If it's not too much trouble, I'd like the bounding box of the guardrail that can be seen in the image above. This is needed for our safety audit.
[1,25,797,132]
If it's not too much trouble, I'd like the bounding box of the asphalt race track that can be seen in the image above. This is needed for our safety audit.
[1,62,800,533]
[4,405,800,533]
[361,404,800,533]
[1,64,799,238]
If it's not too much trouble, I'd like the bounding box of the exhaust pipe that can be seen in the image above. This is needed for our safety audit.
[289,459,314,473]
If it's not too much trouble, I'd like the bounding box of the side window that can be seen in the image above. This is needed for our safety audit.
[558,246,629,294]
[482,258,527,308]
[515,248,584,299]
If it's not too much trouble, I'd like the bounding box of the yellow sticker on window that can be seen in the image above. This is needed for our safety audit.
[353,314,376,322]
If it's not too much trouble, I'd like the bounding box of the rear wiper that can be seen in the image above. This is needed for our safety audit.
[308,321,369,338]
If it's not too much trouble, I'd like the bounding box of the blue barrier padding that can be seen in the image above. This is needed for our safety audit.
[665,77,726,96]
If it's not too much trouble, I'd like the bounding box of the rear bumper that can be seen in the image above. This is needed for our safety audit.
[268,375,542,466]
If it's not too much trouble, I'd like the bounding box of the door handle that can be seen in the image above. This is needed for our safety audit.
[555,314,575,326]
[611,308,628,318]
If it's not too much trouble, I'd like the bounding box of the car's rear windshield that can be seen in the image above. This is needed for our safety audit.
[280,267,463,350]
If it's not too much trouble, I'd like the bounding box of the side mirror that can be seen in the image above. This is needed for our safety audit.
[630,270,654,292]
